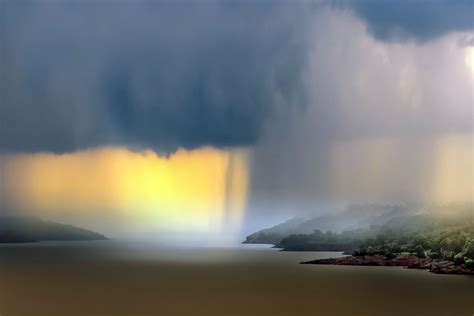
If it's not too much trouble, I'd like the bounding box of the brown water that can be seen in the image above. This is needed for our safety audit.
[0,241,473,316]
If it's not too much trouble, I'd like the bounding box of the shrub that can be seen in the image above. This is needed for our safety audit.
[464,258,474,268]
[414,245,425,258]
[454,252,465,265]
[426,250,441,259]
[463,239,474,259]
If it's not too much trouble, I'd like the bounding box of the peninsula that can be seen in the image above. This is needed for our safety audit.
[0,216,107,243]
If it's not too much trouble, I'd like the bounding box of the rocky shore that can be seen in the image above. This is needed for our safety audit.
[301,255,474,275]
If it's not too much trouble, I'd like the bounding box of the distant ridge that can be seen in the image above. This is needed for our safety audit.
[243,203,473,248]
[243,217,307,245]
[0,216,107,243]
[243,204,413,245]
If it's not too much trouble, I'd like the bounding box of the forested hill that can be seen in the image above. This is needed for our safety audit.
[243,204,415,245]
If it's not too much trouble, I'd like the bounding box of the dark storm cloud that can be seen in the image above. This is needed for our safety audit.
[347,0,474,42]
[0,1,310,153]
[1,0,472,154]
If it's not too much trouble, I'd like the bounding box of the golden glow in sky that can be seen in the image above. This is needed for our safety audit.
[430,134,474,203]
[1,147,249,236]
[465,47,474,75]
[1,134,472,236]
[329,134,473,204]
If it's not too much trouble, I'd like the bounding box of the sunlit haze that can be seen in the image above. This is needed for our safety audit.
[0,1,472,243]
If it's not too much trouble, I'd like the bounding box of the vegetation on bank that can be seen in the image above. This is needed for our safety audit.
[352,224,474,267]
[277,229,369,251]
[276,215,474,267]
[244,204,473,246]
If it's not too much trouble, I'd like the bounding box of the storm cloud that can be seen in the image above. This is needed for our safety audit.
[1,0,473,154]
[246,7,474,223]
[347,0,473,42]
[1,0,473,239]
[0,1,310,153]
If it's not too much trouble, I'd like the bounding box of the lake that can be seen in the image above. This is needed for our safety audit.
[0,241,473,316]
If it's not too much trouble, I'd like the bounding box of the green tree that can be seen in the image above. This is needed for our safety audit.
[414,245,425,258]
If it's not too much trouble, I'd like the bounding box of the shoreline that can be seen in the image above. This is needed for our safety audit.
[301,254,474,275]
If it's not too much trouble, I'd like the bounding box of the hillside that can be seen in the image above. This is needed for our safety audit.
[0,216,107,243]
[243,217,307,245]
[276,211,473,253]
[300,219,474,275]
[243,204,415,245]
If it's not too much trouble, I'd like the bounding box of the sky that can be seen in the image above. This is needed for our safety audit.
[0,0,473,242]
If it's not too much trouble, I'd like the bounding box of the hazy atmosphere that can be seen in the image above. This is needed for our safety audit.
[1,0,472,242]
[1,1,473,315]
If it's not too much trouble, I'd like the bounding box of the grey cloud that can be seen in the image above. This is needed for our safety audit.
[1,0,472,155]
[0,1,310,153]
[458,35,474,47]
[246,8,473,218]
[346,0,473,42]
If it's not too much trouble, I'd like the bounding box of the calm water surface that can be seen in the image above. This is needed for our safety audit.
[0,241,473,316]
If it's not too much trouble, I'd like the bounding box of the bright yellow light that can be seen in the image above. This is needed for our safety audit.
[2,147,249,234]
[430,134,474,204]
[465,47,474,75]
[329,134,473,204]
